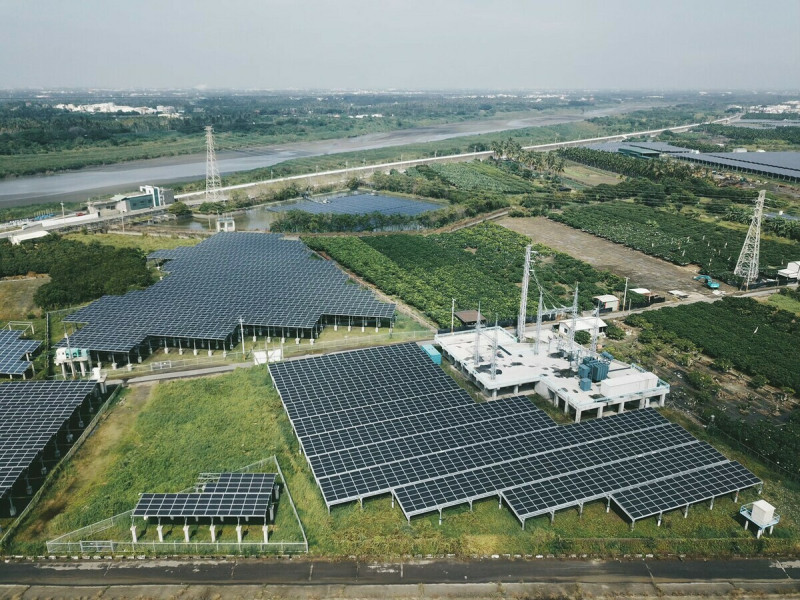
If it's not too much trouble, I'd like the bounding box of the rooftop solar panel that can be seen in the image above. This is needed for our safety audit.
[59,233,395,353]
[0,330,41,376]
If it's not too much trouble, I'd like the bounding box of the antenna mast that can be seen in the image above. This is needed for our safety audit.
[517,245,532,342]
[205,126,224,204]
[734,190,765,289]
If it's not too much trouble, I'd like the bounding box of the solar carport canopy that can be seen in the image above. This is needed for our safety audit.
[133,473,277,519]
[61,232,395,353]
[270,343,760,524]
[0,380,98,499]
[0,330,40,376]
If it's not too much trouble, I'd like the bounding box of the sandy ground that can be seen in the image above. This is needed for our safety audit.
[499,216,736,298]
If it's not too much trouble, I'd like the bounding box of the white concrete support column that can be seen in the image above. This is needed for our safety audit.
[563,398,569,414]
[659,394,666,407]
[657,513,662,527]
[183,524,190,543]
[236,525,243,544]
[618,402,625,414]
[684,505,689,519]
[744,520,749,531]
[578,503,584,518]
[606,498,611,513]
[157,525,164,542]
[269,506,275,522]
[60,363,66,378]
[770,525,775,534]
[757,528,763,539]
[639,397,646,409]
[574,410,582,424]
[734,490,739,502]
[310,338,314,345]
[709,497,714,510]
[597,406,603,418]
[514,385,519,394]
[80,362,86,376]
[438,510,442,525]
[208,349,213,357]
[262,525,269,543]
[210,525,217,542]
[295,337,300,345]
[130,525,138,543]
[550,512,555,525]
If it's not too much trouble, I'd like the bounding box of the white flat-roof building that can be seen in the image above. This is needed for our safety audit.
[777,261,800,280]
[435,326,669,423]
[558,316,608,336]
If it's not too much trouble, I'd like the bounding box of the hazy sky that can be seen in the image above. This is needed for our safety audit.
[1,0,798,90]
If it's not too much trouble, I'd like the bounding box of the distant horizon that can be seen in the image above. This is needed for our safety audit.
[1,1,796,90]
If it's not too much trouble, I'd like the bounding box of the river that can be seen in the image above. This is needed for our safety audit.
[0,102,662,209]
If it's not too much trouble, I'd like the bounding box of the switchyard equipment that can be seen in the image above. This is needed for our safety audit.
[0,380,102,518]
[270,343,759,529]
[58,233,395,366]
[740,500,780,539]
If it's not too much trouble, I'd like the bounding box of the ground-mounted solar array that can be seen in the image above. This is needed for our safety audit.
[676,151,800,181]
[133,473,277,521]
[60,232,395,356]
[0,380,99,512]
[270,343,761,526]
[586,141,694,155]
[0,329,41,377]
[267,193,443,216]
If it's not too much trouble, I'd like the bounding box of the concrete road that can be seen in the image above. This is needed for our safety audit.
[1,557,798,585]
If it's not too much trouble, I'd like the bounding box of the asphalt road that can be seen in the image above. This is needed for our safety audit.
[0,557,798,586]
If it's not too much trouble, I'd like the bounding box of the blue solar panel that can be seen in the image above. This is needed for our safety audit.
[59,232,395,353]
[0,330,40,376]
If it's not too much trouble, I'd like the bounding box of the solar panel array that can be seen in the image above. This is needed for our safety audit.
[0,380,98,499]
[132,473,276,519]
[60,232,395,353]
[267,193,443,216]
[270,343,761,524]
[677,151,800,180]
[0,330,41,376]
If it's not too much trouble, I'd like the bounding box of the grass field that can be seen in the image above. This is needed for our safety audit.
[64,232,205,253]
[7,366,798,558]
[765,291,800,316]
[0,276,48,321]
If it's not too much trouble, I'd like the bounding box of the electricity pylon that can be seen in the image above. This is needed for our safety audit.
[205,126,224,204]
[734,190,765,289]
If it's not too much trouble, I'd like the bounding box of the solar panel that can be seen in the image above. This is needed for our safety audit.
[611,461,761,521]
[270,342,761,525]
[132,473,276,519]
[0,330,41,376]
[0,380,98,499]
[59,233,395,353]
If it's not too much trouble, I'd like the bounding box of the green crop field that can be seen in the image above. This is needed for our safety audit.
[6,367,798,558]
[305,223,624,327]
[552,202,800,282]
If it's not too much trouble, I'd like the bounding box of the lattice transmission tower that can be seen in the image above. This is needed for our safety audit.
[734,190,765,289]
[205,126,224,204]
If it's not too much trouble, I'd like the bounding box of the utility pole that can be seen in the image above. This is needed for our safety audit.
[239,317,246,355]
[450,298,455,334]
[622,277,629,315]
[60,202,65,220]
[518,245,532,342]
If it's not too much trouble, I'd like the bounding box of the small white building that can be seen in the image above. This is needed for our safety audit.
[593,294,620,312]
[558,316,608,337]
[777,261,800,281]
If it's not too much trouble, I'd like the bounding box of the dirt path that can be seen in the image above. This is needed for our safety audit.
[499,216,736,297]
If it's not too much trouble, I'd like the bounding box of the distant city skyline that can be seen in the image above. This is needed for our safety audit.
[0,0,798,90]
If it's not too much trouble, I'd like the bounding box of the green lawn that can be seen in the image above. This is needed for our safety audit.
[7,366,798,557]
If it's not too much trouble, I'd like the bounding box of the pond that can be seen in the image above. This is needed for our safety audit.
[163,193,445,231]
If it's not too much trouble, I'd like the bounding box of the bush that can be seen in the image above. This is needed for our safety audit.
[575,330,591,345]
[605,324,626,340]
